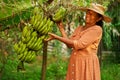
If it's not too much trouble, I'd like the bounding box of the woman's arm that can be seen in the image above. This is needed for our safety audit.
[57,22,67,38]
[57,22,73,48]
[48,33,74,48]
[47,26,102,50]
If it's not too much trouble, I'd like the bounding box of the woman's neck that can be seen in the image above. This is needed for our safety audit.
[85,22,96,28]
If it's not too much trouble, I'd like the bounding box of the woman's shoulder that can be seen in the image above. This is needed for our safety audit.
[88,25,102,31]
[92,25,102,31]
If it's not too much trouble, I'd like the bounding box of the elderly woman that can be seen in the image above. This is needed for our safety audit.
[46,3,111,80]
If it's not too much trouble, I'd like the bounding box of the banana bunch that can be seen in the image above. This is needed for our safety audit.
[52,6,66,22]
[13,6,57,71]
[14,9,55,69]
[26,35,45,51]
[21,24,45,51]
[13,41,36,62]
[18,50,36,63]
[14,41,28,55]
[14,24,45,64]
[30,14,54,35]
[22,25,34,43]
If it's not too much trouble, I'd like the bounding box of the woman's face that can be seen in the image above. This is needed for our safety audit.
[85,10,100,25]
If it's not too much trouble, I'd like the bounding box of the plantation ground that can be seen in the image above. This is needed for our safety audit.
[1,54,120,80]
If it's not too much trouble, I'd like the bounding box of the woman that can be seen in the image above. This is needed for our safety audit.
[46,3,111,80]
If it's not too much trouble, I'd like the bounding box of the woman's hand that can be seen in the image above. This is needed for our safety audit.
[56,21,64,29]
[45,33,57,41]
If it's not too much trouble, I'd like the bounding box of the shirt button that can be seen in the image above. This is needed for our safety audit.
[72,72,74,74]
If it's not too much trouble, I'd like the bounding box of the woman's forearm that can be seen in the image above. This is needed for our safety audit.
[55,35,74,47]
[57,23,68,38]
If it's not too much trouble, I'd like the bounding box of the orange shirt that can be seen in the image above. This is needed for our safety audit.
[66,25,102,80]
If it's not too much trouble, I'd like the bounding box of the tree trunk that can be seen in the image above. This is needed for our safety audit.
[41,41,48,80]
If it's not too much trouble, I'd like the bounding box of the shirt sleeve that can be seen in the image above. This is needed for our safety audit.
[73,27,102,50]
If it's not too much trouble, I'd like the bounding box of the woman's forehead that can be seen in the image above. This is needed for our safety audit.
[86,10,98,15]
[87,10,96,13]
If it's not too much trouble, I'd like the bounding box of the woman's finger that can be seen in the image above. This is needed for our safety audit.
[44,37,53,42]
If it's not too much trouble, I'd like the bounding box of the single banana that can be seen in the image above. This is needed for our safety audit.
[30,15,35,25]
[22,26,28,37]
[21,44,27,53]
[13,43,19,52]
[31,31,38,37]
[33,15,39,27]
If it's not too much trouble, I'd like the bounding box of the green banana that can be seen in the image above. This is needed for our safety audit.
[26,36,31,43]
[32,41,39,50]
[39,18,50,34]
[35,15,43,29]
[44,21,54,34]
[30,15,35,24]
[29,36,37,49]
[37,17,47,32]
[29,51,36,62]
[24,51,32,63]
[55,6,66,18]
[33,37,43,50]
[13,43,19,52]
[27,36,35,48]
[33,15,39,27]
[31,31,38,37]
[35,41,43,50]
[22,26,28,37]
[21,36,26,43]
[20,44,27,53]
[20,50,28,61]
[53,6,66,22]
[18,53,24,61]
[25,28,31,38]
[53,7,63,18]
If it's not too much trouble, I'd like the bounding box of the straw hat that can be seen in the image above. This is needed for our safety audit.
[80,3,112,22]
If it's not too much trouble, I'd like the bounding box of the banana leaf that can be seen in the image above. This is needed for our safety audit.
[0,0,34,31]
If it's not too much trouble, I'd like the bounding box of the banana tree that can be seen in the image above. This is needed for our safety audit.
[0,0,34,79]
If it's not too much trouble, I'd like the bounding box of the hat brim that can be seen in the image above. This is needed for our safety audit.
[80,7,112,23]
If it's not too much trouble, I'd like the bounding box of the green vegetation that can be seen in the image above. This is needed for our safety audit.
[0,53,120,80]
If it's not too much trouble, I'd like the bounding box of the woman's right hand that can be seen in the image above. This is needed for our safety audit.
[45,33,57,42]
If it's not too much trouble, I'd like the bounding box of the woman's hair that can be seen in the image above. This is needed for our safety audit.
[96,14,103,28]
